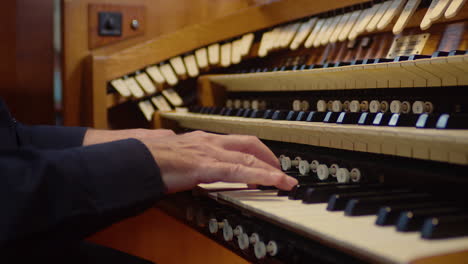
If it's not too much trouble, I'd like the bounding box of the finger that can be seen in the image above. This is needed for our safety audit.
[212,147,281,173]
[211,134,280,169]
[200,162,298,190]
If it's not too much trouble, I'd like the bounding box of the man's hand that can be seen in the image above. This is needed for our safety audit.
[140,131,298,193]
[83,128,175,146]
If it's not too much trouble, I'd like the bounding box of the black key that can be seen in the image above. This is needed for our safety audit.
[415,113,439,128]
[336,112,361,124]
[262,109,274,119]
[436,113,468,129]
[351,59,364,65]
[285,182,348,198]
[374,58,393,63]
[308,64,323,69]
[422,213,468,239]
[376,202,451,226]
[344,193,433,216]
[208,107,222,115]
[286,111,299,121]
[393,56,410,62]
[388,113,420,127]
[323,62,335,68]
[396,207,468,232]
[449,50,466,56]
[431,51,449,58]
[250,109,265,118]
[302,184,383,204]
[299,64,310,70]
[218,107,227,115]
[295,111,309,121]
[327,189,411,211]
[235,108,245,117]
[242,109,252,117]
[358,112,377,125]
[408,54,431,60]
[272,110,289,120]
[334,61,351,67]
[323,112,340,123]
[189,105,202,113]
[288,184,317,200]
[372,112,392,126]
[306,111,327,122]
[362,58,375,64]
[223,108,236,116]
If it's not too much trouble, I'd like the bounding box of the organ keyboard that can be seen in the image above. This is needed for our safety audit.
[89,0,468,263]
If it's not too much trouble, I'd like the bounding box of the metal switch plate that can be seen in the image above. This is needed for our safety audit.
[98,12,122,36]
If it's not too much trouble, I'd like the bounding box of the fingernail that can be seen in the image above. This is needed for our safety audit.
[286,176,298,187]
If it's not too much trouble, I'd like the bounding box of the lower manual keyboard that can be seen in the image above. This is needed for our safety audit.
[202,184,468,264]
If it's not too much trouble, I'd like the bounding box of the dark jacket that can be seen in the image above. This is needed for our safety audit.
[0,99,165,262]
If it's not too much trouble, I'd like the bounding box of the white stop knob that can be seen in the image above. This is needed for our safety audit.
[281,156,292,171]
[401,101,411,114]
[369,100,381,113]
[380,101,389,113]
[329,164,340,177]
[301,100,310,111]
[390,100,402,113]
[209,219,219,234]
[223,224,234,241]
[310,160,320,173]
[412,101,424,114]
[243,100,251,109]
[251,100,259,110]
[254,241,267,259]
[337,168,350,183]
[316,100,327,112]
[267,241,279,256]
[292,100,301,111]
[332,100,343,112]
[317,164,330,180]
[350,168,362,182]
[250,233,260,245]
[298,160,310,175]
[226,99,233,108]
[234,99,242,109]
[238,233,250,250]
[349,100,360,113]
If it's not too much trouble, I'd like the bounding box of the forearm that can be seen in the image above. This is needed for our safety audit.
[0,139,165,250]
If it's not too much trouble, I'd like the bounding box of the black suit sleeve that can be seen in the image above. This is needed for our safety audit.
[14,123,88,149]
[0,138,166,252]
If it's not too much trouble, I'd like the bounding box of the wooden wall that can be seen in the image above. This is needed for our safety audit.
[0,0,55,125]
[63,0,273,126]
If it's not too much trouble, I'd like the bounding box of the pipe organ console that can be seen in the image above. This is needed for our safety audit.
[89,0,468,263]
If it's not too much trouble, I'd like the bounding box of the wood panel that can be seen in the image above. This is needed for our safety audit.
[0,0,55,125]
[63,0,269,127]
[88,208,251,264]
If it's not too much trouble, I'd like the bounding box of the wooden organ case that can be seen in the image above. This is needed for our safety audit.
[87,0,468,263]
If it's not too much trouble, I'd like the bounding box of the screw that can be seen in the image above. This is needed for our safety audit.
[131,19,139,30]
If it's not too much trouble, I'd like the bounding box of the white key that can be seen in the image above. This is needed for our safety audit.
[241,33,255,56]
[123,77,145,98]
[280,22,301,48]
[312,17,334,48]
[221,42,232,67]
[231,39,243,65]
[110,78,131,97]
[138,100,155,121]
[151,95,172,111]
[320,15,343,46]
[421,0,441,30]
[290,17,318,50]
[304,18,326,48]
[208,43,220,65]
[339,10,362,42]
[349,6,380,40]
[429,0,452,21]
[159,64,178,86]
[445,0,467,18]
[330,12,352,43]
[145,65,166,85]
[162,88,183,107]
[135,72,157,94]
[195,48,209,69]
[367,1,393,33]
[183,54,200,78]
[377,0,407,30]
[393,0,422,34]
[258,30,273,57]
[169,56,187,77]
